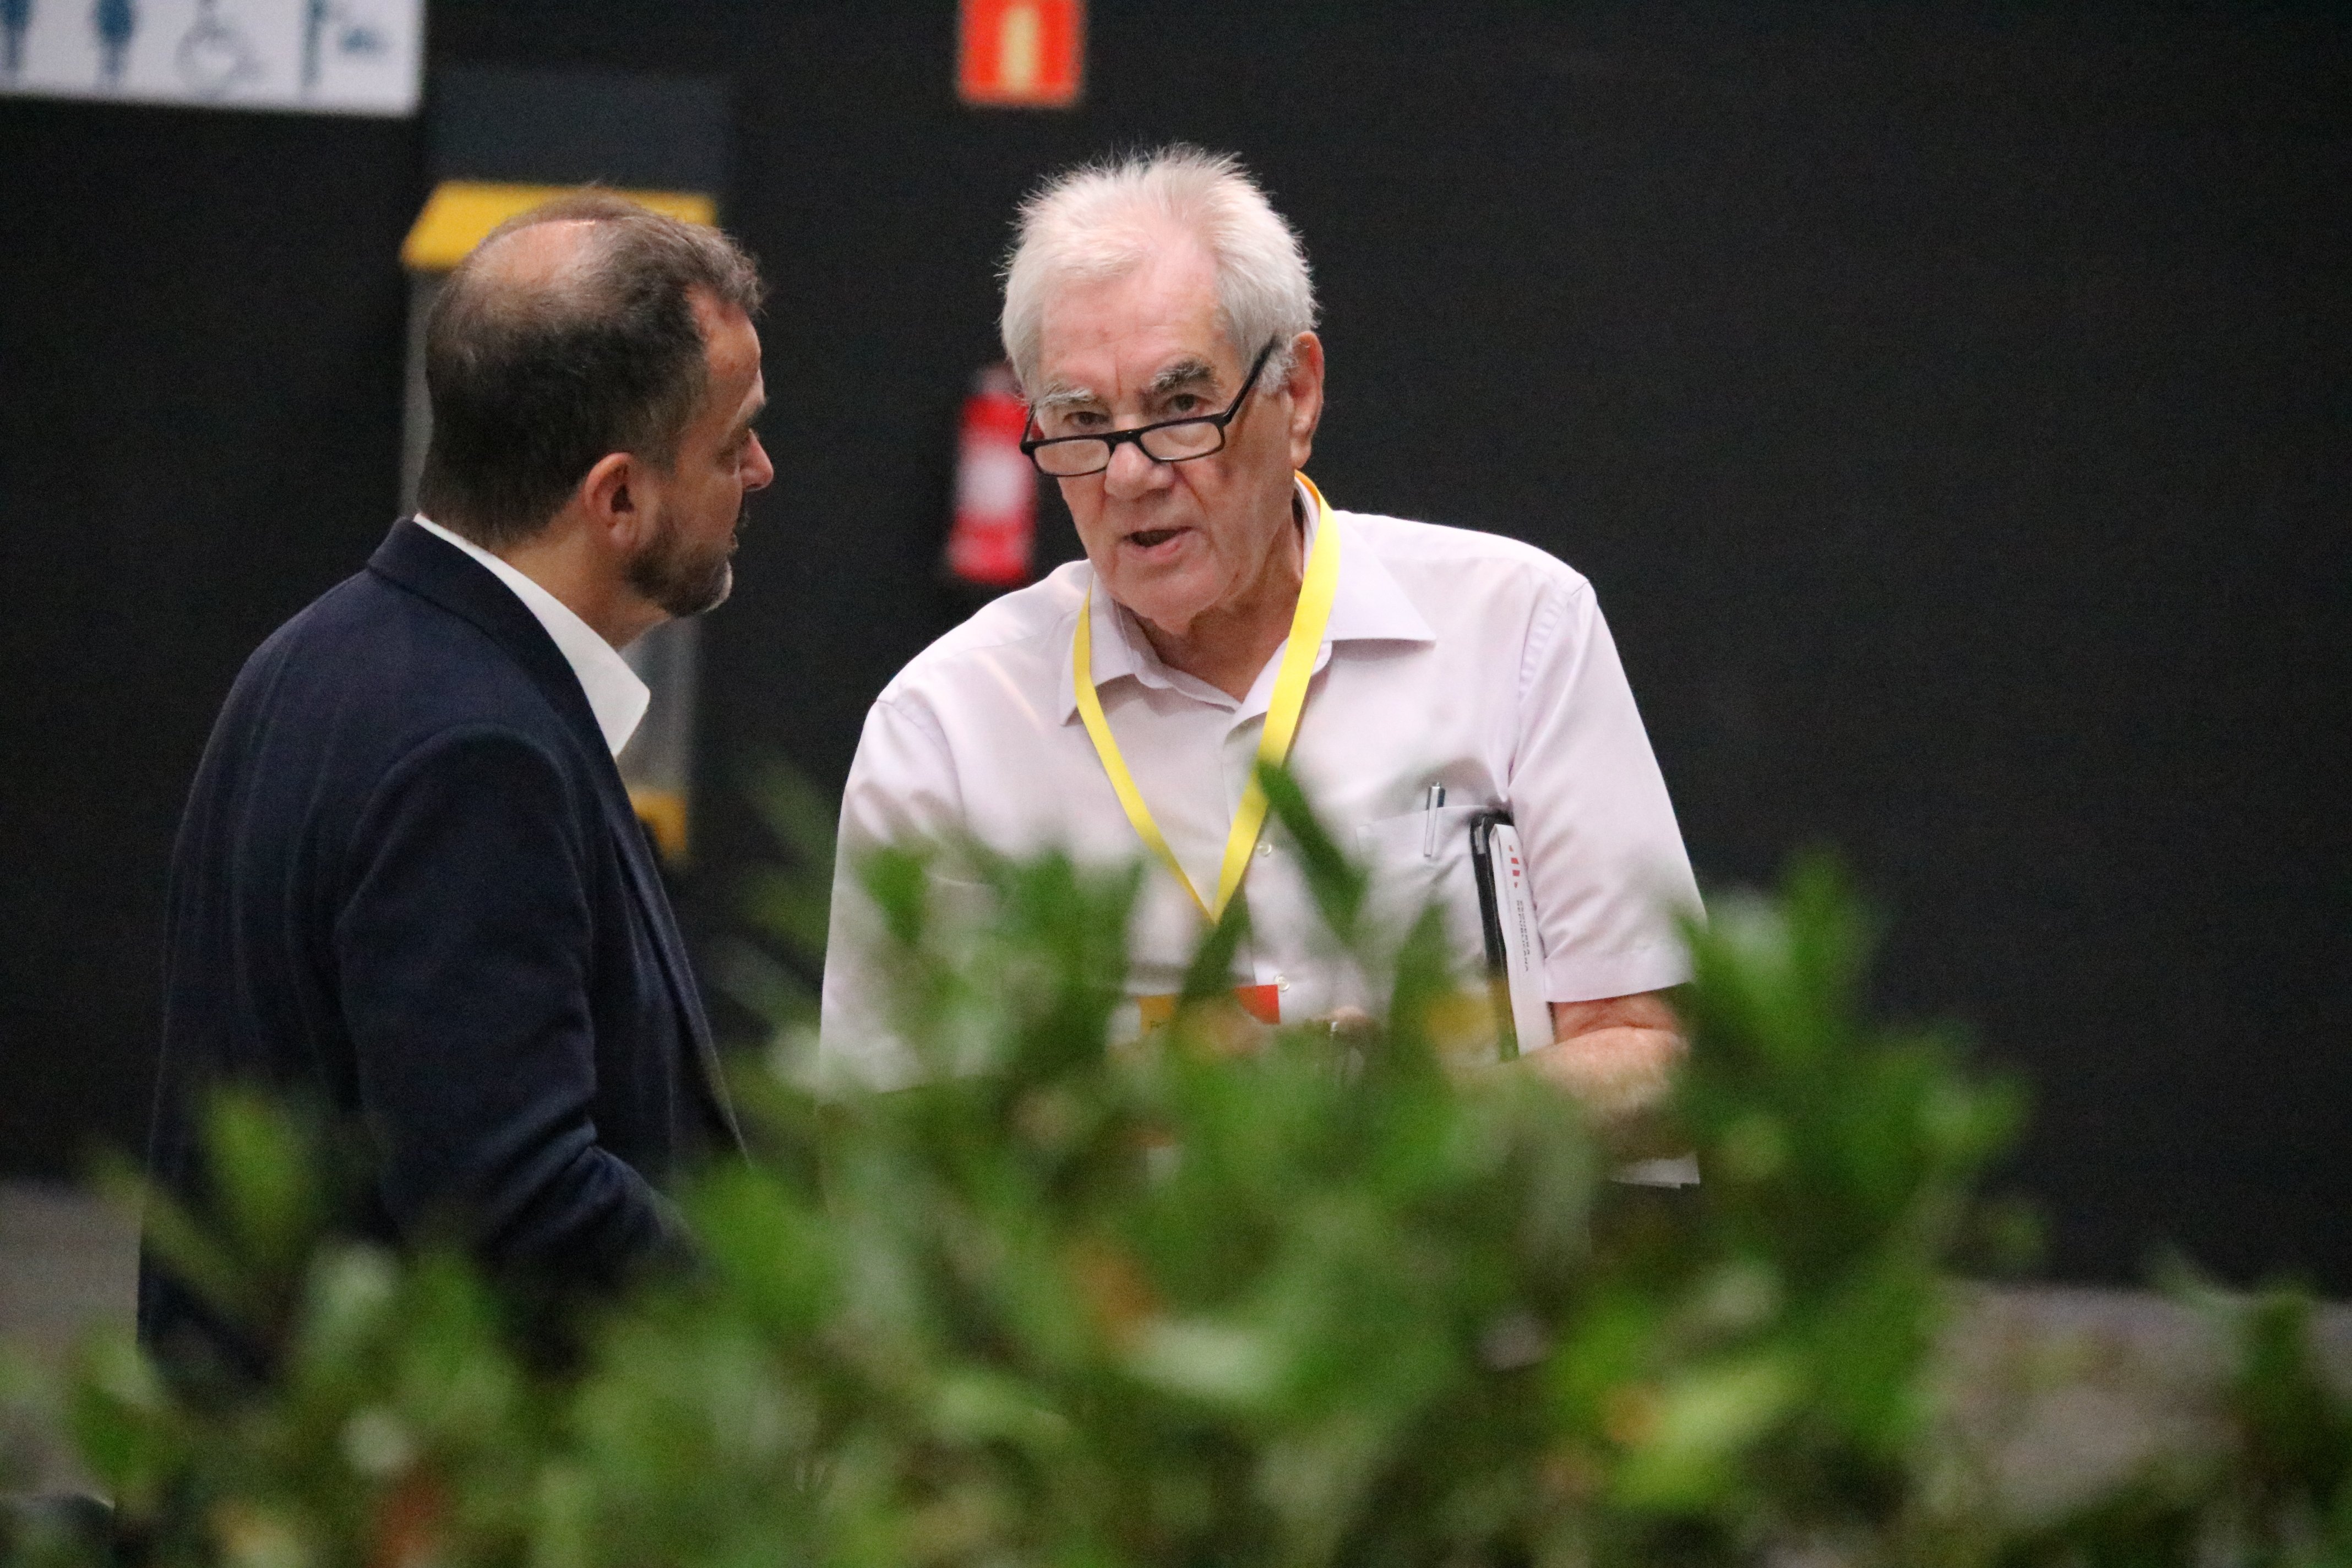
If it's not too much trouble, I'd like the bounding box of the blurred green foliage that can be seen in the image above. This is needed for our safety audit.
[4,771,2346,1567]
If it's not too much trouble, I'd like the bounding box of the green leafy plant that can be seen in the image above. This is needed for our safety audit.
[8,771,2345,1567]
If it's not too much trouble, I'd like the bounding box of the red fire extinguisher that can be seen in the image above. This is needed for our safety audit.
[945,363,1037,589]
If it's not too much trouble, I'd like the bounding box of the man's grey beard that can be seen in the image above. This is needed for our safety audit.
[628,508,739,619]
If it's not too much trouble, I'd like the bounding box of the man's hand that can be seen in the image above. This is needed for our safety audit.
[1528,991,1683,1113]
[1523,990,1687,1157]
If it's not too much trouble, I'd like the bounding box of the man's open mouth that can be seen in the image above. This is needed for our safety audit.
[1126,527,1185,549]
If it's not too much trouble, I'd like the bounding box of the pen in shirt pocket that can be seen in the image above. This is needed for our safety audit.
[1422,783,1446,859]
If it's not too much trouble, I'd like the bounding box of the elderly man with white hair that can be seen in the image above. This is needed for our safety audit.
[819,146,1701,1134]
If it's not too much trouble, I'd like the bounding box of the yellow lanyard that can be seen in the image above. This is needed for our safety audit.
[1072,473,1343,924]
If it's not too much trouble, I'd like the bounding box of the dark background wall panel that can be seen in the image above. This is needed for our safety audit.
[1,2,2344,1293]
[0,101,418,1178]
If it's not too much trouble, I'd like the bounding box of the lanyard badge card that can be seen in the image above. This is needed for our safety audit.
[1469,811,1553,1060]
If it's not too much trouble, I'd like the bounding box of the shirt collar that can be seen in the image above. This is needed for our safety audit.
[1057,478,1436,723]
[411,515,651,756]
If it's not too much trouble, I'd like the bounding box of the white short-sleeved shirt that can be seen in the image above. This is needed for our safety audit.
[819,490,1701,1087]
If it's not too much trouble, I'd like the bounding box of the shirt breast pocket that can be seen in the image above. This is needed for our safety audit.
[1353,802,1493,983]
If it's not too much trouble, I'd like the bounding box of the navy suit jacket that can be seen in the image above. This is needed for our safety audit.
[141,519,741,1371]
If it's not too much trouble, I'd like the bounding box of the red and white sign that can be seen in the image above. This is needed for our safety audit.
[958,0,1084,108]
[945,366,1038,589]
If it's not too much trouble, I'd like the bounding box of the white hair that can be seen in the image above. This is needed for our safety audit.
[999,145,1319,396]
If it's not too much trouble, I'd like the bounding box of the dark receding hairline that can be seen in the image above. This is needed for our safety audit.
[450,213,670,341]
[452,190,764,320]
[414,192,764,547]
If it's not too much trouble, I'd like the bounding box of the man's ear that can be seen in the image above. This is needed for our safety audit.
[577,451,651,553]
[1282,331,1326,470]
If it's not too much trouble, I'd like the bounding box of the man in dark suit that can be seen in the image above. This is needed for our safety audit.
[141,193,773,1379]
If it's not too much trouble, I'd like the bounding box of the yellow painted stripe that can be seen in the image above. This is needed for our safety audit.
[401,181,718,272]
[629,786,691,865]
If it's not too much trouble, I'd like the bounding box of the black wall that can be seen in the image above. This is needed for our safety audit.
[2,2,2344,1291]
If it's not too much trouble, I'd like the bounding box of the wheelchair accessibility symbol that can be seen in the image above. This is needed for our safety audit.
[176,0,258,96]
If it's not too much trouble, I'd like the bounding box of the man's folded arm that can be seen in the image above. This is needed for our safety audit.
[335,725,688,1283]
[1504,579,1702,1153]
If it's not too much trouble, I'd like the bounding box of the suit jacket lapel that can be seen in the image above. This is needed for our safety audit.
[367,519,744,1151]
[601,798,745,1149]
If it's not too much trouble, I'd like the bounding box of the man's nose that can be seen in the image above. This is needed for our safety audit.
[1101,435,1167,498]
[743,432,776,493]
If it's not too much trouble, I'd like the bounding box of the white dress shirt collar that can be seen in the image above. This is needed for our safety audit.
[410,515,651,756]
[1059,478,1436,723]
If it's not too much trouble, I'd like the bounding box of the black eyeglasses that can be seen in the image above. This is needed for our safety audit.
[1020,340,1279,478]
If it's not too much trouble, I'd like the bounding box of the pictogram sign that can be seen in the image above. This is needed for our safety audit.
[958,0,1082,109]
[0,0,421,115]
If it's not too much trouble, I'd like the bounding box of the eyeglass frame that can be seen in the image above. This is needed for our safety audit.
[1017,339,1281,477]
